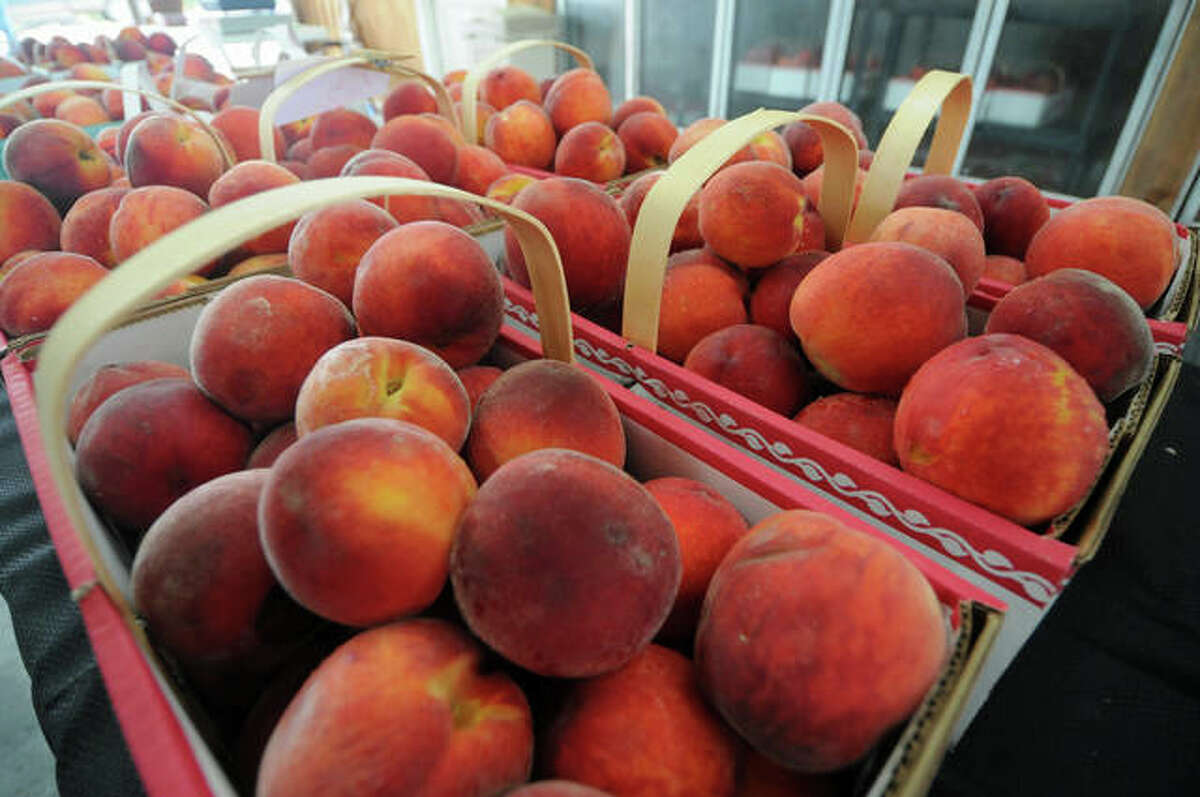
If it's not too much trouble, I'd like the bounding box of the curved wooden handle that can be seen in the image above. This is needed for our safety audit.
[621,108,859,353]
[460,39,594,145]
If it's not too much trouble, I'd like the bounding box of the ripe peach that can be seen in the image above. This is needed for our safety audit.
[371,113,463,184]
[656,248,749,363]
[480,64,540,109]
[53,95,109,126]
[31,87,76,119]
[66,360,190,445]
[74,379,252,537]
[124,114,226,197]
[794,393,899,465]
[354,221,503,368]
[749,251,829,341]
[0,252,106,335]
[800,164,867,211]
[684,324,809,416]
[509,784,613,797]
[669,118,750,168]
[544,645,741,796]
[310,108,377,151]
[790,242,966,394]
[256,619,532,797]
[699,161,808,268]
[505,176,631,315]
[338,148,439,223]
[0,181,61,263]
[3,119,111,210]
[973,176,1050,258]
[736,751,839,797]
[798,100,868,148]
[612,96,666,129]
[982,254,1026,285]
[555,121,626,182]
[279,116,313,146]
[781,120,824,176]
[115,110,157,162]
[382,81,437,120]
[278,159,311,181]
[1024,195,1178,309]
[985,268,1154,402]
[181,52,216,82]
[288,199,398,306]
[147,31,176,55]
[246,422,298,469]
[0,251,41,281]
[93,126,119,160]
[894,174,984,231]
[190,274,355,424]
[485,99,556,169]
[227,252,289,278]
[868,206,986,297]
[286,136,313,162]
[451,448,679,677]
[485,172,536,204]
[617,112,677,173]
[696,510,947,772]
[454,143,509,196]
[453,99,495,142]
[617,171,703,252]
[207,160,301,254]
[466,359,626,481]
[295,337,472,450]
[212,105,286,162]
[109,185,209,265]
[544,68,612,135]
[456,365,502,411]
[745,130,792,169]
[305,144,364,178]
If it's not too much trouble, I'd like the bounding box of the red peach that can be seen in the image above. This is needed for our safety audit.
[53,95,109,126]
[278,159,312,181]
[246,421,299,469]
[453,99,495,142]
[59,186,128,266]
[286,136,313,162]
[207,160,301,254]
[310,108,377,151]
[798,100,868,148]
[669,118,751,168]
[894,174,984,231]
[656,248,749,363]
[736,751,839,797]
[124,114,227,198]
[288,199,398,306]
[684,324,809,416]
[147,31,176,55]
[305,144,365,178]
[226,253,290,278]
[94,125,119,158]
[109,185,209,265]
[749,251,830,341]
[454,144,509,196]
[371,113,464,184]
[699,161,809,268]
[554,121,626,182]
[382,81,437,120]
[115,110,157,162]
[616,112,677,173]
[3,119,111,210]
[868,206,986,297]
[544,68,612,135]
[781,120,824,176]
[212,106,286,162]
[339,148,443,225]
[0,252,107,335]
[612,96,666,129]
[480,65,540,110]
[456,365,502,411]
[279,116,313,146]
[485,172,536,205]
[793,393,899,465]
[485,99,556,169]
[617,171,703,252]
[0,181,61,263]
[31,87,77,119]
[973,176,1050,259]
[982,254,1026,285]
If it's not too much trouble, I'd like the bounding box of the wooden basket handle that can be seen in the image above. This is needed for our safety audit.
[460,39,594,145]
[621,108,859,353]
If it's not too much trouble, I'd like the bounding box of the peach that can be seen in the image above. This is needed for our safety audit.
[212,105,286,162]
[451,448,679,676]
[339,147,439,224]
[485,99,556,169]
[246,422,298,469]
[745,130,792,169]
[736,751,839,797]
[485,172,536,204]
[147,31,176,55]
[798,100,868,149]
[109,185,209,265]
[896,334,1110,525]
[454,143,509,196]
[544,68,612,135]
[286,136,313,162]
[612,96,666,129]
[982,254,1026,285]
[508,784,613,797]
[868,206,986,297]
[294,337,471,450]
[279,116,314,146]
[656,248,749,363]
[382,81,437,120]
[190,274,355,424]
[261,418,476,625]
[51,42,87,68]
[466,359,626,481]
[256,619,532,797]
[67,360,190,446]
[2,119,111,210]
[1024,195,1177,309]
[306,144,365,178]
[781,120,824,176]
[669,118,749,168]
[207,160,301,254]
[481,64,540,110]
[0,250,41,280]
[32,87,76,119]
[453,99,495,142]
[0,114,22,139]
[310,108,377,151]
[794,393,899,465]
[894,174,984,231]
[554,121,625,182]
[278,159,312,181]
[684,324,808,416]
[114,39,145,62]
[429,196,484,228]
[973,175,1050,258]
[544,645,741,796]
[59,186,126,266]
[371,113,463,184]
[749,251,829,341]
[227,252,289,277]
[617,171,703,252]
[124,113,227,198]
[643,477,748,639]
[985,268,1154,402]
[94,124,119,158]
[696,510,947,772]
[0,252,106,335]
[790,242,966,394]
[74,378,252,538]
[354,221,503,368]
[115,110,157,162]
[456,365,502,411]
[699,161,808,268]
[0,181,61,263]
[800,164,867,211]
[181,52,216,82]
[53,95,109,126]
[616,112,676,173]
[288,199,398,306]
[505,177,631,315]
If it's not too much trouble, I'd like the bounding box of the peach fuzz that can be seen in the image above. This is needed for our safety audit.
[109,185,209,265]
[451,448,679,677]
[982,254,1026,285]
[207,160,301,254]
[1024,195,1177,309]
[2,119,111,210]
[306,144,365,178]
[256,620,531,797]
[456,365,502,411]
[339,148,438,223]
[480,64,540,109]
[656,248,749,363]
[67,360,190,445]
[894,174,984,231]
[699,161,808,268]
[74,379,252,538]
[618,171,703,252]
[895,334,1110,525]
[505,177,631,315]
[124,113,226,198]
[382,80,437,120]
[485,99,556,169]
[454,144,508,196]
[0,252,107,336]
[211,105,286,162]
[190,274,355,424]
[684,324,809,417]
[696,510,947,772]
[354,221,503,369]
[544,645,741,797]
[288,199,398,306]
[466,359,626,481]
[295,337,471,450]
[790,242,966,395]
[371,113,464,184]
[613,95,666,129]
[246,421,299,469]
[617,112,677,173]
[485,172,535,204]
[260,420,477,626]
[0,181,61,263]
[544,67,612,135]
[310,108,377,151]
[868,206,986,297]
[973,175,1050,258]
[53,95,109,126]
[985,268,1154,402]
[643,477,749,639]
[794,393,899,465]
[508,783,613,797]
[227,252,289,278]
[749,251,829,341]
[555,121,626,182]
